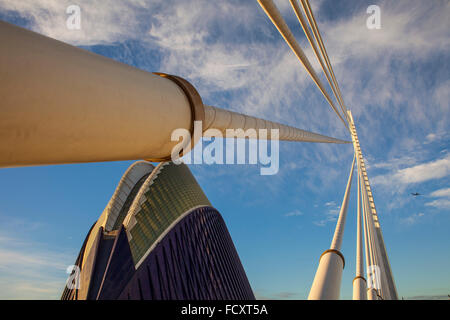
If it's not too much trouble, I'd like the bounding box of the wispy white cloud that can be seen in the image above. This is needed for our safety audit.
[314,201,340,227]
[432,79,450,115]
[0,233,73,299]
[320,0,450,147]
[429,187,450,198]
[425,187,450,209]
[425,133,437,143]
[425,199,450,209]
[399,212,424,226]
[372,154,450,188]
[0,0,154,45]
[393,156,450,184]
[0,248,67,270]
[284,209,303,217]
[324,1,450,58]
[253,288,301,300]
[370,155,419,170]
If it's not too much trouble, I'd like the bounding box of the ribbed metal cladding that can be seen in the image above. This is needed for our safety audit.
[118,207,255,300]
[203,105,350,144]
[124,162,212,265]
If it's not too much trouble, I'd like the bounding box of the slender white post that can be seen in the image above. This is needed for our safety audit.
[308,155,355,300]
[353,167,367,299]
[349,110,398,299]
[361,171,379,300]
[362,176,387,300]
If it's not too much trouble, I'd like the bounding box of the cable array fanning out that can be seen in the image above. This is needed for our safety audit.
[257,0,349,130]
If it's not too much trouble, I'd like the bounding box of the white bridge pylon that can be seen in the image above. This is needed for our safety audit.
[255,0,398,300]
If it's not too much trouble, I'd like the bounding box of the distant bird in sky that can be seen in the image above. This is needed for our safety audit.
[411,192,421,196]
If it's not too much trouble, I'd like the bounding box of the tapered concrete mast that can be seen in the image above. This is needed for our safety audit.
[308,155,355,300]
[0,21,349,168]
[353,168,367,300]
[203,105,349,143]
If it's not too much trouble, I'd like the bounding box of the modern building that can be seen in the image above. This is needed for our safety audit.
[61,161,255,300]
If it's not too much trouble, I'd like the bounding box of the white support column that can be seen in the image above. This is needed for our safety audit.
[0,21,350,168]
[360,170,377,300]
[0,21,195,166]
[361,171,380,300]
[308,156,355,300]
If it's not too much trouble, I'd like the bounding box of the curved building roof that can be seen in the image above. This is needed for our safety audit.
[81,161,211,268]
[81,161,154,268]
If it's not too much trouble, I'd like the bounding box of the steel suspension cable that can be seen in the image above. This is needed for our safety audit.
[257,0,348,129]
[299,0,348,119]
[289,0,347,123]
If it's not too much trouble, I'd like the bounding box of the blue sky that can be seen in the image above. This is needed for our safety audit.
[0,0,449,299]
